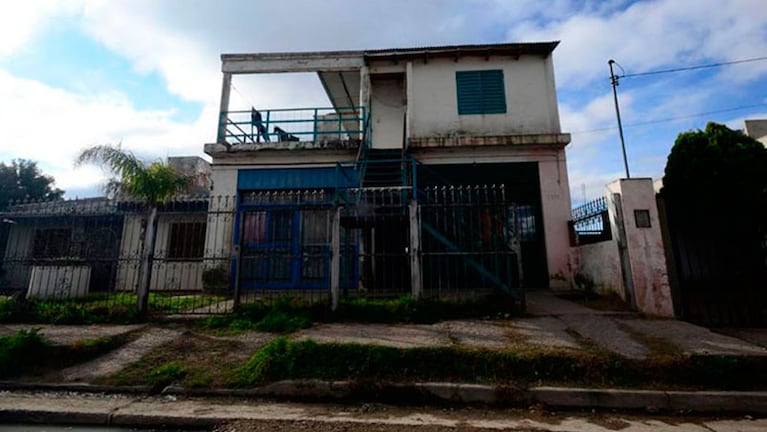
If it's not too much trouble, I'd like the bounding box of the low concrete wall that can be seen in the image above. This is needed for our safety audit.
[573,240,623,298]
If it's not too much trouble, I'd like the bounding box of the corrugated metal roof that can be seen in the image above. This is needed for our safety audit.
[364,41,559,58]
[221,41,559,64]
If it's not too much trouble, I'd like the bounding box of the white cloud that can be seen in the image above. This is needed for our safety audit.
[0,0,82,57]
[0,69,214,194]
[506,0,767,89]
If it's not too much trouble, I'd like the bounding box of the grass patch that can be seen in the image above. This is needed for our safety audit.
[99,331,257,389]
[0,328,134,379]
[147,361,188,387]
[201,294,517,334]
[233,337,767,390]
[0,329,49,378]
[0,293,228,325]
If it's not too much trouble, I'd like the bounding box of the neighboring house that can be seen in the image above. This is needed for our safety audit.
[744,119,767,146]
[0,157,211,298]
[204,42,573,293]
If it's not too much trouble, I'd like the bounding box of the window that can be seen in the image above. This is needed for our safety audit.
[32,228,72,259]
[167,222,206,259]
[455,70,507,115]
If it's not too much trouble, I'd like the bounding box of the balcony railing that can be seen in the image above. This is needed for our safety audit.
[219,106,366,147]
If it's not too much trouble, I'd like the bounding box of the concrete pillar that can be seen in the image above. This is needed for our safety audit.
[405,61,414,146]
[359,66,370,137]
[330,206,341,311]
[537,149,572,289]
[217,73,232,144]
[607,178,674,317]
[408,200,422,299]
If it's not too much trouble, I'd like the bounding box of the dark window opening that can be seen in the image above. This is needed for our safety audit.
[168,222,206,259]
[456,69,507,115]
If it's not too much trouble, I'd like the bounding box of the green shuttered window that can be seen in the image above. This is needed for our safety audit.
[455,70,507,115]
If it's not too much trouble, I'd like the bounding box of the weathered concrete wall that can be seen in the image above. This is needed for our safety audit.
[608,178,673,317]
[370,75,406,149]
[407,55,561,138]
[572,240,624,298]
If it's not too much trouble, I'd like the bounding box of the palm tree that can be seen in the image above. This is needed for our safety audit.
[76,144,188,313]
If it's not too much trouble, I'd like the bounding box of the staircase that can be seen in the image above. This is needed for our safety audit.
[360,149,406,188]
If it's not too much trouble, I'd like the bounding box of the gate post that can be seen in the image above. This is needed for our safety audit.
[330,206,341,311]
[408,200,422,299]
[232,210,244,312]
[137,206,158,316]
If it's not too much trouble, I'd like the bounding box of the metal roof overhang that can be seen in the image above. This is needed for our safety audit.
[317,70,361,110]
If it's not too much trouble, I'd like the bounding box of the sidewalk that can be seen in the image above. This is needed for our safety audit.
[3,293,764,360]
[2,291,767,415]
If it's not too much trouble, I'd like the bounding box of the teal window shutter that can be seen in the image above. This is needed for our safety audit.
[456,70,507,115]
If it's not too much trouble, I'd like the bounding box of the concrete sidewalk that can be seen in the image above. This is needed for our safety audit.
[3,291,766,361]
[2,389,767,431]
[293,291,767,360]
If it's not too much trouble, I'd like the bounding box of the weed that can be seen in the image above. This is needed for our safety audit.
[254,310,311,333]
[147,361,188,387]
[0,329,49,377]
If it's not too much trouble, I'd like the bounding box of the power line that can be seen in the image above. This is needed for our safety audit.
[620,55,767,79]
[570,103,767,135]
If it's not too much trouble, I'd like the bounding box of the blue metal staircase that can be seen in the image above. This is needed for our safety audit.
[360,149,407,188]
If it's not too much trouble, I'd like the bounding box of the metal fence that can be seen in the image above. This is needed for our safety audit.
[569,196,612,246]
[0,185,523,317]
[420,185,521,299]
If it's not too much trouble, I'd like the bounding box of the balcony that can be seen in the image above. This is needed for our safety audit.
[213,106,366,152]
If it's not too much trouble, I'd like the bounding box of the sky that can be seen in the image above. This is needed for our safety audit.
[0,0,765,204]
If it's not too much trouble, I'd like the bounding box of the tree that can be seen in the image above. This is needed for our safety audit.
[662,122,767,205]
[0,159,64,210]
[75,145,188,313]
[661,122,767,318]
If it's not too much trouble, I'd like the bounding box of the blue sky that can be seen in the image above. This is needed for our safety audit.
[0,0,765,202]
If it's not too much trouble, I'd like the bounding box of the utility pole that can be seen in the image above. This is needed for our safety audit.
[609,60,631,179]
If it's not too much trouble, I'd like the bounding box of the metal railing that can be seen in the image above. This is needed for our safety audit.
[569,196,612,246]
[221,106,366,146]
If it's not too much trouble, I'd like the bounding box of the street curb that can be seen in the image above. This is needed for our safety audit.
[530,387,767,413]
[0,381,152,394]
[3,381,767,415]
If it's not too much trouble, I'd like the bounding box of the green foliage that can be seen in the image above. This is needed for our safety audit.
[147,361,188,386]
[662,122,767,210]
[0,159,64,210]
[0,329,49,377]
[75,144,188,205]
[235,338,767,390]
[202,295,515,334]
[0,296,139,324]
[201,297,311,333]
[254,309,312,333]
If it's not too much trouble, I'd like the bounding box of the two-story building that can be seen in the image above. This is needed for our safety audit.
[203,42,573,299]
